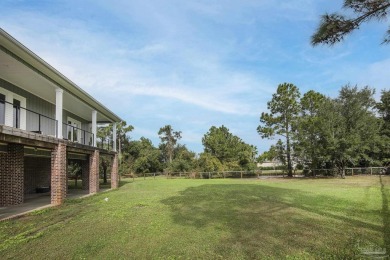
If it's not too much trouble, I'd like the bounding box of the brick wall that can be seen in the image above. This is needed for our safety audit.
[24,157,51,194]
[89,150,99,194]
[51,142,67,205]
[0,144,24,206]
[111,154,119,189]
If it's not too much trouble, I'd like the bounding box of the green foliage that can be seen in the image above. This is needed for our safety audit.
[97,121,134,152]
[376,89,390,165]
[100,155,112,183]
[168,144,196,173]
[67,161,82,187]
[260,84,388,176]
[257,83,301,176]
[198,152,224,172]
[314,86,380,176]
[202,125,257,170]
[312,0,390,45]
[158,125,182,164]
[127,137,162,174]
[295,90,326,169]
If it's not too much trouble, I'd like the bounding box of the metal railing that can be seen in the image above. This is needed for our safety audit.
[1,99,58,137]
[63,122,94,146]
[1,100,95,146]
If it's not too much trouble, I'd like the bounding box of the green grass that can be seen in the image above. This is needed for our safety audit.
[0,176,389,259]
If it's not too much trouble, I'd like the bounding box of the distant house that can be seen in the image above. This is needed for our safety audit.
[0,29,123,206]
[257,159,283,169]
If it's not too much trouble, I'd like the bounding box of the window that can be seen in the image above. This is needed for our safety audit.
[67,117,81,143]
[0,86,26,130]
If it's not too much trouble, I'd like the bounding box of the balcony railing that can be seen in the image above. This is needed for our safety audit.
[63,123,94,146]
[1,99,95,146]
[1,99,58,137]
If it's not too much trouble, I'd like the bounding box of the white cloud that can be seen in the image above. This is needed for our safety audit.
[1,0,388,154]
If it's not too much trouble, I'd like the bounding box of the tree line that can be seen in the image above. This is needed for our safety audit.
[97,84,388,179]
[257,83,389,178]
[97,123,257,176]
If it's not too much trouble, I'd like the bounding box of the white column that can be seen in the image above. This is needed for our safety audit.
[112,122,117,152]
[55,88,63,138]
[92,110,97,147]
[4,92,13,127]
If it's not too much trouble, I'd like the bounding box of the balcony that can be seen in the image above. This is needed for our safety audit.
[63,122,94,146]
[0,99,94,146]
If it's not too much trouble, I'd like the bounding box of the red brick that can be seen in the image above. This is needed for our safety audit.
[0,144,24,206]
[51,142,67,205]
[89,150,99,194]
[111,153,119,189]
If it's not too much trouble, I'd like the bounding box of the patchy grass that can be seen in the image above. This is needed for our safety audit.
[0,176,389,259]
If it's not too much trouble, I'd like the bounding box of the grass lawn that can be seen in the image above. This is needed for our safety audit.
[0,176,389,259]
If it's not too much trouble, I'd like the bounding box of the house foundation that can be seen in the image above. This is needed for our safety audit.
[0,128,117,207]
[111,153,119,189]
[51,142,67,205]
[0,144,24,206]
[89,149,100,194]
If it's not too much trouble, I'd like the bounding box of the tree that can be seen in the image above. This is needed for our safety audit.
[295,90,326,173]
[97,125,111,150]
[67,161,82,188]
[168,144,196,173]
[257,83,300,177]
[115,121,134,156]
[158,125,182,164]
[376,89,390,165]
[377,89,390,126]
[127,137,162,174]
[97,122,133,152]
[97,122,133,177]
[312,0,390,45]
[318,85,380,177]
[198,153,224,172]
[202,125,257,170]
[100,155,111,184]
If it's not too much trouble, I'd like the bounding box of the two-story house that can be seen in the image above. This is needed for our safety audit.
[0,28,123,206]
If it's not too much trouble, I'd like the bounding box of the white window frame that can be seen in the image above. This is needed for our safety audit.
[66,116,82,143]
[0,86,26,130]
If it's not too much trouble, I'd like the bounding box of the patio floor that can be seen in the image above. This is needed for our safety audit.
[0,189,92,221]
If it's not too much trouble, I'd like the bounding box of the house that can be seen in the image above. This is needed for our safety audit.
[0,28,123,207]
[257,159,283,169]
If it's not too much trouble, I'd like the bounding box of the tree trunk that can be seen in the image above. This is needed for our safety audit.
[286,131,293,177]
[341,166,346,179]
[103,164,107,184]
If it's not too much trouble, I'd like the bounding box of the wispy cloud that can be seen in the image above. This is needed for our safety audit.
[1,0,389,153]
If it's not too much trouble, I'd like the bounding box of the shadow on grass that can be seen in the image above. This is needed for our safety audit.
[380,176,390,254]
[161,183,384,258]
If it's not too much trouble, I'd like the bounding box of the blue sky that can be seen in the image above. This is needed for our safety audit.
[1,0,389,154]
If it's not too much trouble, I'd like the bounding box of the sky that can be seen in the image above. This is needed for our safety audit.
[1,0,389,154]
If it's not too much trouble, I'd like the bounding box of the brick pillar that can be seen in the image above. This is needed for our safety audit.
[111,154,119,189]
[81,159,89,191]
[0,144,24,206]
[51,142,67,205]
[89,150,99,194]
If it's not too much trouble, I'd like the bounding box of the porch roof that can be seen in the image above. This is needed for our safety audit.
[0,28,123,123]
